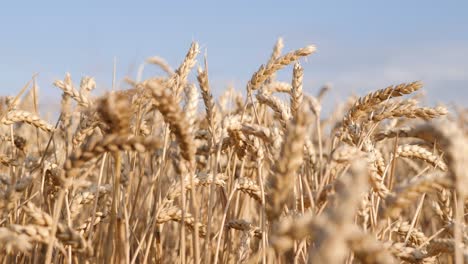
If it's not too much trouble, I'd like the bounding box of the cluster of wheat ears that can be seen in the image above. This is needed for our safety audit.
[0,39,467,264]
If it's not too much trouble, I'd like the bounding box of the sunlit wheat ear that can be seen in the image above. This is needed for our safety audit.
[265,37,284,83]
[157,206,206,236]
[197,64,217,132]
[69,185,111,218]
[79,76,96,95]
[1,110,55,133]
[433,188,453,222]
[370,105,448,122]
[54,74,91,107]
[409,120,468,197]
[249,45,316,90]
[267,37,284,67]
[290,62,303,117]
[146,80,195,166]
[362,139,391,198]
[72,122,99,148]
[265,104,311,221]
[392,221,428,246]
[395,144,447,171]
[171,42,199,99]
[20,203,90,252]
[256,91,291,129]
[76,211,108,235]
[342,81,423,128]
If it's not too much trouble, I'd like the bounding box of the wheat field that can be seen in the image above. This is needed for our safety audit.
[0,39,467,264]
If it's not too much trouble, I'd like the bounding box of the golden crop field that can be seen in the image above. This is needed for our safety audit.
[0,40,467,263]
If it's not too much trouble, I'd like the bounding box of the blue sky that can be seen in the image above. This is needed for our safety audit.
[0,1,467,110]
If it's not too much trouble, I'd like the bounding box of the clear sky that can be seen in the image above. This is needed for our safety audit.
[1,0,467,109]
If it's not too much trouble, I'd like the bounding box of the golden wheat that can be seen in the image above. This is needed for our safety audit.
[0,39,466,264]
